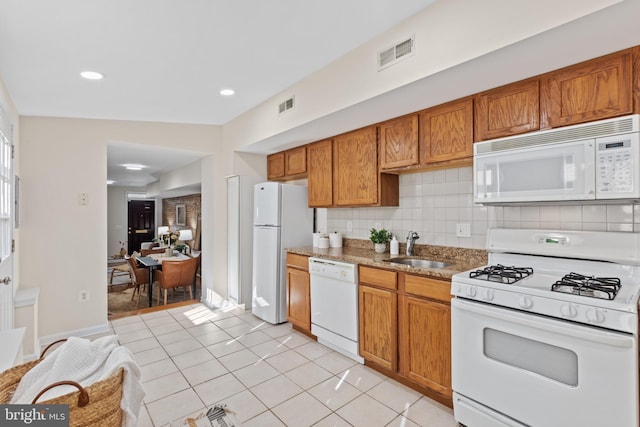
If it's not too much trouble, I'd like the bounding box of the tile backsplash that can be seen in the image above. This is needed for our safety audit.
[323,166,639,250]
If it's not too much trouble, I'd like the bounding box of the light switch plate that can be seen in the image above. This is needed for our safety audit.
[456,223,471,238]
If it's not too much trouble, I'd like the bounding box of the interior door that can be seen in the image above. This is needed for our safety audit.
[127,200,155,254]
[227,176,240,303]
[0,107,14,331]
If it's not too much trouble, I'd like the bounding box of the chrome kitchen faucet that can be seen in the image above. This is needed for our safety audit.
[406,231,419,256]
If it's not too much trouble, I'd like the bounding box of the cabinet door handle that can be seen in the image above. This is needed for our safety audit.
[1,276,11,285]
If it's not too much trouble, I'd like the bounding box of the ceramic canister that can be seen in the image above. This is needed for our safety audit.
[317,237,330,249]
[329,232,343,248]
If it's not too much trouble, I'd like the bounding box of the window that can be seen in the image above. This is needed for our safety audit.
[0,107,12,262]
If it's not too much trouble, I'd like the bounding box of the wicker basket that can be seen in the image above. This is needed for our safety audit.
[0,340,125,427]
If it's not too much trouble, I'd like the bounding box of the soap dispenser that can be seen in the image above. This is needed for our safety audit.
[390,234,399,255]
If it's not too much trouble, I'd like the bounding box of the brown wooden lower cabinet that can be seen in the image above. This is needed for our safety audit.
[358,265,452,407]
[359,284,397,370]
[398,293,451,398]
[286,253,311,333]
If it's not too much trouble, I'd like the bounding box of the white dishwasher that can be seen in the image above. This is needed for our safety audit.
[309,257,363,363]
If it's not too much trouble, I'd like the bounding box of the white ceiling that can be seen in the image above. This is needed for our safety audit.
[0,0,436,125]
[3,1,640,192]
[0,0,437,190]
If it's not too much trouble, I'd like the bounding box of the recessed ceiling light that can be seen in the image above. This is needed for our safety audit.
[80,71,104,80]
[124,164,144,171]
[220,88,235,96]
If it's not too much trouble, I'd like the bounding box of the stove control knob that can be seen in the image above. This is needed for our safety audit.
[586,308,605,323]
[518,295,533,309]
[560,304,577,318]
[466,286,477,298]
[482,289,494,301]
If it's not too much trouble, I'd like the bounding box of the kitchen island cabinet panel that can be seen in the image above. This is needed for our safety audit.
[475,79,540,140]
[420,98,474,164]
[541,49,632,128]
[380,114,419,170]
[307,139,333,207]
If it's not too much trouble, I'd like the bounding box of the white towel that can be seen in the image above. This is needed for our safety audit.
[10,335,145,427]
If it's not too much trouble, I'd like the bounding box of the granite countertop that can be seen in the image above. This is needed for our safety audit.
[287,239,487,280]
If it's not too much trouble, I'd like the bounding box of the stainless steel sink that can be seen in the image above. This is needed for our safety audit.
[383,258,452,269]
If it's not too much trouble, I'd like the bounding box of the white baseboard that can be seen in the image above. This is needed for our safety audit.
[39,323,111,348]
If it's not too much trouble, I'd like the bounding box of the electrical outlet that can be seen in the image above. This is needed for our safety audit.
[456,223,471,238]
[78,290,90,302]
[78,192,89,206]
[347,221,353,232]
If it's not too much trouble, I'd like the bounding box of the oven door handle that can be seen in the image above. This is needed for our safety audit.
[453,298,633,348]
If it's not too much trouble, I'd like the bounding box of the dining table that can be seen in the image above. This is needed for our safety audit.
[136,251,192,307]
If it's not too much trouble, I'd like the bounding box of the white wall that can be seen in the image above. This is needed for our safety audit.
[145,159,201,198]
[19,117,219,339]
[223,0,625,153]
[327,167,639,250]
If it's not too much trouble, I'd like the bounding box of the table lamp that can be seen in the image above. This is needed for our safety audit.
[157,226,169,246]
[179,229,193,254]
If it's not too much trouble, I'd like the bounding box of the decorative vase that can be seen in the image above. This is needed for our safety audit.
[119,247,126,257]
[374,243,387,254]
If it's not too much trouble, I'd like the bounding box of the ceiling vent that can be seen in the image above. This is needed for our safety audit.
[378,35,415,71]
[278,96,295,115]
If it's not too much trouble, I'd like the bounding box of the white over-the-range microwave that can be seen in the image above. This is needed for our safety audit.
[474,114,640,204]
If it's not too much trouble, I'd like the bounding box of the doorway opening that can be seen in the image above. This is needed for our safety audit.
[127,199,155,254]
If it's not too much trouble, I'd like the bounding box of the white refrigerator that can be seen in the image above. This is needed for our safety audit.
[252,182,313,324]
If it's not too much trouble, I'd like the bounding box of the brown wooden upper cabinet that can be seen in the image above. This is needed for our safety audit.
[333,126,399,207]
[333,126,379,206]
[266,152,285,180]
[379,114,419,170]
[285,146,307,177]
[267,146,307,181]
[475,80,540,141]
[541,49,633,128]
[307,139,333,207]
[420,98,474,163]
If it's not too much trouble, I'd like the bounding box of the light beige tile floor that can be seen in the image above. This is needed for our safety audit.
[109,303,458,427]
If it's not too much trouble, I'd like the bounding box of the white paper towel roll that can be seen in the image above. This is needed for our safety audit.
[318,237,330,249]
[329,232,342,248]
[313,232,322,247]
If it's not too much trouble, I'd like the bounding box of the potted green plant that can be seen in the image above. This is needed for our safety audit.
[370,228,391,253]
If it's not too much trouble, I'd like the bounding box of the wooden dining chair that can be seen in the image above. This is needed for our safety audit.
[152,256,200,305]
[125,255,149,307]
[141,247,166,256]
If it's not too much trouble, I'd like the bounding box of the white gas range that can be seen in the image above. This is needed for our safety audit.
[451,228,640,427]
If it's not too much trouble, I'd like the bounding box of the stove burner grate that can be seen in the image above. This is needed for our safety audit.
[551,272,621,300]
[469,264,533,284]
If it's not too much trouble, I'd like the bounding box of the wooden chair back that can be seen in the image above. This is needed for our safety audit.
[156,256,200,290]
[140,247,166,256]
[125,255,149,286]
